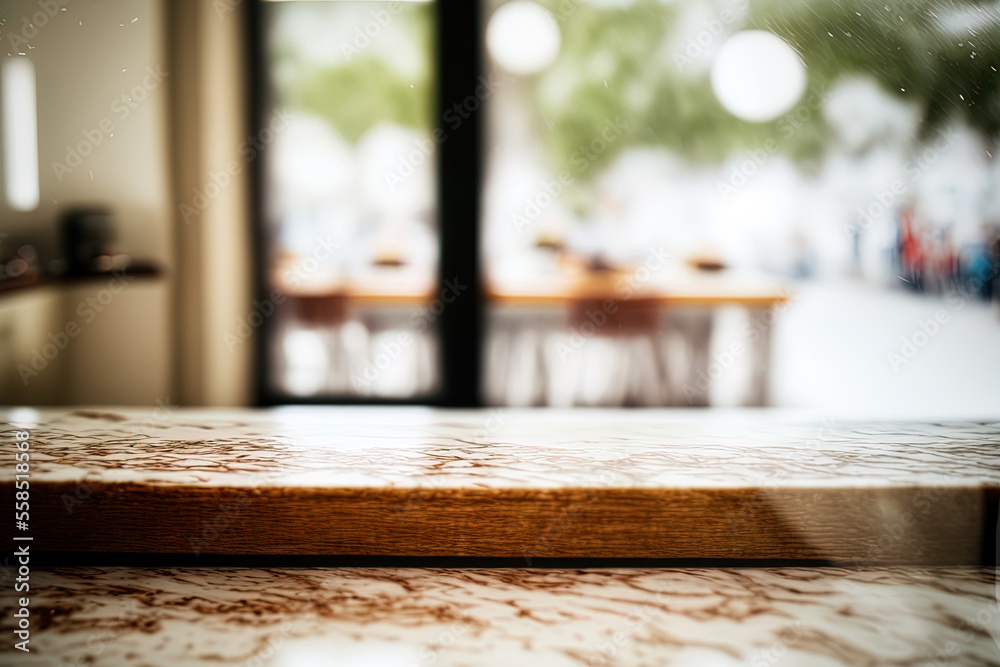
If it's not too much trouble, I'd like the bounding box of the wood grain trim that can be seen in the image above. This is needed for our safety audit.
[12,482,983,565]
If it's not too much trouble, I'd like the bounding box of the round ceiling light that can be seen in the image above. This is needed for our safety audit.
[486,1,561,76]
[711,30,807,123]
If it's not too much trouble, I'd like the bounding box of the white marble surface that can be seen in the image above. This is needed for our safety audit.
[1,407,1000,489]
[0,566,998,666]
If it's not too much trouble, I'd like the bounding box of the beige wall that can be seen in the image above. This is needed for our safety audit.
[0,0,174,406]
[0,0,172,266]
[62,278,172,404]
[0,0,253,407]
[0,287,65,404]
[0,278,172,406]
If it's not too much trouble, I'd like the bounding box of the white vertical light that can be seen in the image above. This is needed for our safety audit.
[2,58,40,212]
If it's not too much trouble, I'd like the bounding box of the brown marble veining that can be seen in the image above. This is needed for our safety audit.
[0,566,997,666]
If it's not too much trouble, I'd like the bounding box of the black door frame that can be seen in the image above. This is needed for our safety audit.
[247,0,484,407]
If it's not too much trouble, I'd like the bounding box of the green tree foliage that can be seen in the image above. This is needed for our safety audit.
[531,0,997,174]
[295,58,432,142]
[269,3,434,143]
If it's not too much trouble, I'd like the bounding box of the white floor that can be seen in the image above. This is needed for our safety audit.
[759,280,1000,419]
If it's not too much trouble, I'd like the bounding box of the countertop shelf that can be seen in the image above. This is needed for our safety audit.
[2,408,998,563]
[0,264,164,298]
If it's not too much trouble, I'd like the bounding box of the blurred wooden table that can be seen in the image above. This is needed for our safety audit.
[273,266,790,308]
[485,267,790,308]
[485,268,790,406]
[273,266,790,405]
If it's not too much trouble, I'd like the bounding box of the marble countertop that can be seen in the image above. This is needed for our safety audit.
[2,407,999,489]
[2,408,998,562]
[1,565,997,666]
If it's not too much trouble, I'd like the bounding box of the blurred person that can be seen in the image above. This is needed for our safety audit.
[819,75,921,284]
